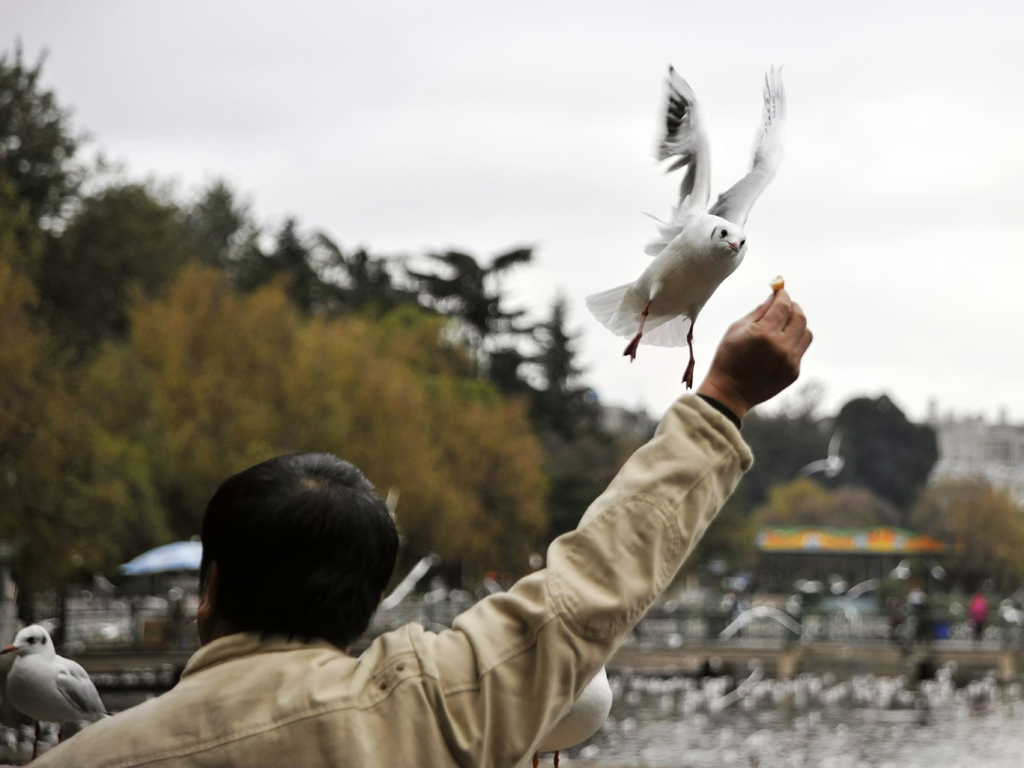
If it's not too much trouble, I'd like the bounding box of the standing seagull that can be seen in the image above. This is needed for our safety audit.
[586,66,786,388]
[1,625,108,757]
[530,667,613,768]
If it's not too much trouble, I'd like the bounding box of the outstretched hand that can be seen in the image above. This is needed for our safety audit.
[697,289,812,420]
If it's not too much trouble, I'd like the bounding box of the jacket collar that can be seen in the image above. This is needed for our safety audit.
[181,633,343,678]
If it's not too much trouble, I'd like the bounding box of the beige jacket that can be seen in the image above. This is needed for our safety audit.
[36,395,752,767]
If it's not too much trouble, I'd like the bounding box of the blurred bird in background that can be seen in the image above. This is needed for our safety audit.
[797,429,845,478]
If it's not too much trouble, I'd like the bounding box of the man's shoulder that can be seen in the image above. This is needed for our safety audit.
[33,627,447,767]
[32,692,188,767]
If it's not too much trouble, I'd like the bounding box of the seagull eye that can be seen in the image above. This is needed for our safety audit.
[720,229,728,238]
[740,240,746,247]
[27,637,36,644]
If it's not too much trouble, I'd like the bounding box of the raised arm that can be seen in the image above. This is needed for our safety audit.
[416,289,810,766]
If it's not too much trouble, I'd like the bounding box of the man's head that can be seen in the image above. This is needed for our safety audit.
[199,453,398,650]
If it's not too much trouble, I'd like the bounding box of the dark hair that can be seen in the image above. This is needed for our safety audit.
[200,453,398,649]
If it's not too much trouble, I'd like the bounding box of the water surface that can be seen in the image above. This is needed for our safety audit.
[563,675,1024,768]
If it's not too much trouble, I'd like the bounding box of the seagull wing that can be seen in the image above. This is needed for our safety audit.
[827,429,843,460]
[714,664,764,709]
[708,67,786,227]
[56,659,107,719]
[763,607,803,635]
[736,663,765,693]
[823,456,846,478]
[640,314,693,347]
[797,459,830,477]
[718,610,756,639]
[645,67,711,256]
[846,579,880,600]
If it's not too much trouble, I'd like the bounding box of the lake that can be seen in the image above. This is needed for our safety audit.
[560,671,1024,768]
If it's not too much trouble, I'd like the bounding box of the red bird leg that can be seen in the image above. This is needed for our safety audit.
[554,750,560,768]
[681,320,695,390]
[623,300,652,361]
[33,722,41,759]
[532,751,540,768]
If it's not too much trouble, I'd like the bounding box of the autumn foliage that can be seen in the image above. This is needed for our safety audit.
[83,266,547,581]
[0,46,573,591]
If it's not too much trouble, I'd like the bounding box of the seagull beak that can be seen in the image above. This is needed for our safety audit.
[728,241,740,253]
[0,644,15,654]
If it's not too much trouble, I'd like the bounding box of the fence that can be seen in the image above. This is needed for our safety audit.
[52,595,200,654]
[628,607,1024,648]
[24,594,1024,655]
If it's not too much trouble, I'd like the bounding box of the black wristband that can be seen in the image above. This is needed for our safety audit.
[698,394,742,430]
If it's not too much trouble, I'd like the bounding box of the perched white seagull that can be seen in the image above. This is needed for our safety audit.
[797,428,845,478]
[1,625,107,757]
[586,66,786,388]
[528,667,613,767]
[539,666,613,751]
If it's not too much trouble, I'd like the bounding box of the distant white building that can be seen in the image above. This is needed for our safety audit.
[927,401,1024,507]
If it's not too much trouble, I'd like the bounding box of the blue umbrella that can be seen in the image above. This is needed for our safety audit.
[118,541,203,576]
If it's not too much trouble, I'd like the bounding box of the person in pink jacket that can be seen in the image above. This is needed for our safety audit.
[969,591,989,642]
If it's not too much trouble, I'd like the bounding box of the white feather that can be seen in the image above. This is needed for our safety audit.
[538,667,613,751]
[642,315,693,347]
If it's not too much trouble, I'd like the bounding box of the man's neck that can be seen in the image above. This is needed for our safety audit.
[198,615,237,646]
[199,621,352,655]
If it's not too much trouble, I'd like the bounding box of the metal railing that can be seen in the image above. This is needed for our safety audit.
[24,595,1023,655]
[55,595,200,654]
[628,607,1024,648]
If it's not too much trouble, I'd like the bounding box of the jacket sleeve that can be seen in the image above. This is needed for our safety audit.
[413,394,753,767]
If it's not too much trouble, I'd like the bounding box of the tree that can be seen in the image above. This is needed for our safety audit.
[81,265,547,578]
[0,42,85,227]
[0,174,166,592]
[486,347,538,399]
[184,179,259,272]
[835,395,937,516]
[225,216,334,311]
[0,172,71,589]
[38,183,192,351]
[912,478,1024,592]
[0,173,49,540]
[681,495,760,575]
[318,239,420,316]
[223,218,422,318]
[407,247,534,357]
[266,218,338,312]
[732,382,831,511]
[492,294,636,543]
[830,486,901,527]
[753,478,901,528]
[530,294,596,440]
[753,478,836,527]
[540,428,638,542]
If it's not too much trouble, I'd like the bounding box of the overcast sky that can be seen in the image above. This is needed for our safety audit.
[6,0,1023,424]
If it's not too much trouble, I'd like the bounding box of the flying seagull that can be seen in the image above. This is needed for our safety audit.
[586,66,786,388]
[710,664,765,710]
[718,605,802,640]
[2,625,108,758]
[797,429,845,478]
